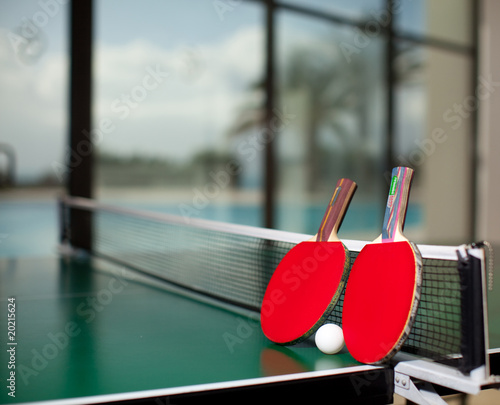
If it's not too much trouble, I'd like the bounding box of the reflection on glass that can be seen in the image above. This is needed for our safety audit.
[424,0,473,46]
[0,0,478,255]
[394,42,427,164]
[275,12,387,238]
[0,1,67,258]
[393,0,425,38]
[418,49,473,244]
[94,0,264,226]
[0,0,67,187]
[281,0,385,20]
[394,0,473,47]
[393,40,473,244]
[393,41,426,241]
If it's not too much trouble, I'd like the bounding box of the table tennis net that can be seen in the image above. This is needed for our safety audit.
[59,197,487,368]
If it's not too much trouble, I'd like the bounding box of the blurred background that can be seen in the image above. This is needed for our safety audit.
[1,0,499,257]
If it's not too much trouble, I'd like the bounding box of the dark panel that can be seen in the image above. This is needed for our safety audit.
[68,0,93,250]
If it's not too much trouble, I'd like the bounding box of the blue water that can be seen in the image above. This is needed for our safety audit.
[0,200,422,258]
[0,201,59,258]
[123,201,422,236]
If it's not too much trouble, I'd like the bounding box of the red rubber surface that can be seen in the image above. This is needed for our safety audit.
[261,242,347,345]
[342,242,418,364]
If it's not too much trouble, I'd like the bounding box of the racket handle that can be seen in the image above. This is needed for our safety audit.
[317,178,357,242]
[382,166,414,242]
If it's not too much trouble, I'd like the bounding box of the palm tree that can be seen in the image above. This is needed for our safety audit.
[228,37,366,194]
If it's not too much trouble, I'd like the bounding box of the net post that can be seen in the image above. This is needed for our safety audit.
[457,244,490,378]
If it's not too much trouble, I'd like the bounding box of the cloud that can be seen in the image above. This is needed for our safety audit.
[93,25,264,160]
[0,28,67,181]
[0,23,264,180]
[0,17,425,182]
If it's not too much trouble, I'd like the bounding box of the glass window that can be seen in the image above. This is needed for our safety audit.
[393,0,425,38]
[393,41,426,241]
[275,11,387,239]
[0,0,67,187]
[393,41,474,243]
[420,48,473,244]
[394,42,427,163]
[0,0,68,257]
[425,0,473,46]
[394,0,473,47]
[281,0,385,21]
[94,0,265,226]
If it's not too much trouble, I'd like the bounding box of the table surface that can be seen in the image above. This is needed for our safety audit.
[2,249,500,405]
[0,255,398,404]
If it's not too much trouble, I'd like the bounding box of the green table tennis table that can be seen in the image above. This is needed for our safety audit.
[1,255,396,404]
[1,197,500,404]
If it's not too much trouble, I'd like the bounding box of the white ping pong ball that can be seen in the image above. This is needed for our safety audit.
[315,324,344,355]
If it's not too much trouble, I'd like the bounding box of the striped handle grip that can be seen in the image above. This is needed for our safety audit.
[316,178,357,242]
[382,167,414,243]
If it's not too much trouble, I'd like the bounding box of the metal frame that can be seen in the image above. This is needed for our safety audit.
[394,357,500,405]
[68,0,93,250]
[394,353,500,405]
[393,244,500,405]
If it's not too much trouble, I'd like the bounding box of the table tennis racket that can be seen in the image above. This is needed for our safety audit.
[342,166,422,364]
[261,178,357,345]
